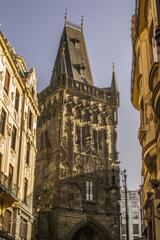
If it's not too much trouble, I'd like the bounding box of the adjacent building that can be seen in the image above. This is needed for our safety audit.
[34,21,121,240]
[121,190,141,240]
[0,32,39,239]
[131,0,160,239]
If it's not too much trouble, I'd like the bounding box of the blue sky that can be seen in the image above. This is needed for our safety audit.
[0,0,141,189]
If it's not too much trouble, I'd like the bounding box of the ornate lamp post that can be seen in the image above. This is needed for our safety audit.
[121,169,129,240]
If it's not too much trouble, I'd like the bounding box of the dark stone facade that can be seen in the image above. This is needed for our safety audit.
[34,22,120,240]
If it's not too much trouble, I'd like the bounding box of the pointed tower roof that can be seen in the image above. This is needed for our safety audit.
[111,63,119,94]
[50,21,94,86]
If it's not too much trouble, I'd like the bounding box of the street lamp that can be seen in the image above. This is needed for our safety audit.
[121,169,129,240]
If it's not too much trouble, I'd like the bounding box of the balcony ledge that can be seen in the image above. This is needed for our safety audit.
[0,171,18,209]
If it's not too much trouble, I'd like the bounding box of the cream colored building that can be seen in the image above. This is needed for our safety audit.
[121,190,141,240]
[131,0,160,239]
[0,32,39,239]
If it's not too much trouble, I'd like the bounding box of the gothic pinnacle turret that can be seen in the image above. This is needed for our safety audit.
[111,63,119,106]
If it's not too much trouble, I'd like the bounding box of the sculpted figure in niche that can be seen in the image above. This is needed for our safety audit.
[75,106,82,119]
[83,108,90,122]
[100,113,106,126]
[65,96,74,116]
[59,162,69,179]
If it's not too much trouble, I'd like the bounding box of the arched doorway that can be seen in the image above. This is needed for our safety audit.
[68,222,110,240]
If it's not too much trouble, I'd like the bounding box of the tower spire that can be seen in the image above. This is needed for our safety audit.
[111,63,119,95]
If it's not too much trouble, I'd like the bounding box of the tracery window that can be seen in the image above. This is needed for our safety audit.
[86,180,93,201]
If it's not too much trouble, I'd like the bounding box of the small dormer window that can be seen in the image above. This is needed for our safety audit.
[79,63,85,77]
[74,38,80,48]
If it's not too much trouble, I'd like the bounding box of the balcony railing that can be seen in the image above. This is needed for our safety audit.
[39,77,115,104]
[0,171,18,200]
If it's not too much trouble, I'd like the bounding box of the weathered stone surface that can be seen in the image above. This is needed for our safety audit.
[34,22,120,240]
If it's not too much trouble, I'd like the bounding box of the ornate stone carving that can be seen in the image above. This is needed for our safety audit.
[7,122,12,136]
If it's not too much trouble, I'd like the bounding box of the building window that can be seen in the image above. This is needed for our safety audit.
[132,211,139,219]
[0,108,6,136]
[8,164,13,188]
[20,217,27,240]
[122,224,126,234]
[26,143,30,165]
[131,192,137,198]
[28,109,33,130]
[0,71,2,80]
[133,224,139,234]
[122,212,126,219]
[86,181,93,201]
[4,69,10,94]
[31,86,35,96]
[15,88,20,112]
[23,178,28,203]
[132,202,138,208]
[3,210,12,233]
[11,125,17,150]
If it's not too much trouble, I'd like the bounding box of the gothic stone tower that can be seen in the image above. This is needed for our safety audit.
[34,21,120,240]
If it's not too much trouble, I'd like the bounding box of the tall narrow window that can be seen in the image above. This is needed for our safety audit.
[28,109,33,130]
[75,125,81,145]
[23,178,28,203]
[11,125,17,150]
[93,129,98,150]
[26,143,30,165]
[4,69,10,94]
[0,108,6,136]
[133,224,139,234]
[20,217,27,240]
[82,125,89,147]
[8,164,13,187]
[86,181,93,201]
[3,210,12,233]
[15,88,20,112]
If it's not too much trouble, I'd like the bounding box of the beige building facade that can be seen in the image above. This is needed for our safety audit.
[131,0,160,239]
[0,32,39,239]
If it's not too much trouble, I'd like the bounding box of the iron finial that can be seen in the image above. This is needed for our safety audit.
[64,9,68,25]
[112,62,115,73]
[81,15,84,31]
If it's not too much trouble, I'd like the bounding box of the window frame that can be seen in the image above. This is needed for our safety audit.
[23,178,28,203]
[28,109,33,130]
[19,217,28,240]
[15,88,20,112]
[133,223,139,235]
[0,108,6,136]
[86,180,93,201]
[11,125,17,150]
[3,209,12,234]
[26,143,30,165]
[4,68,10,94]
